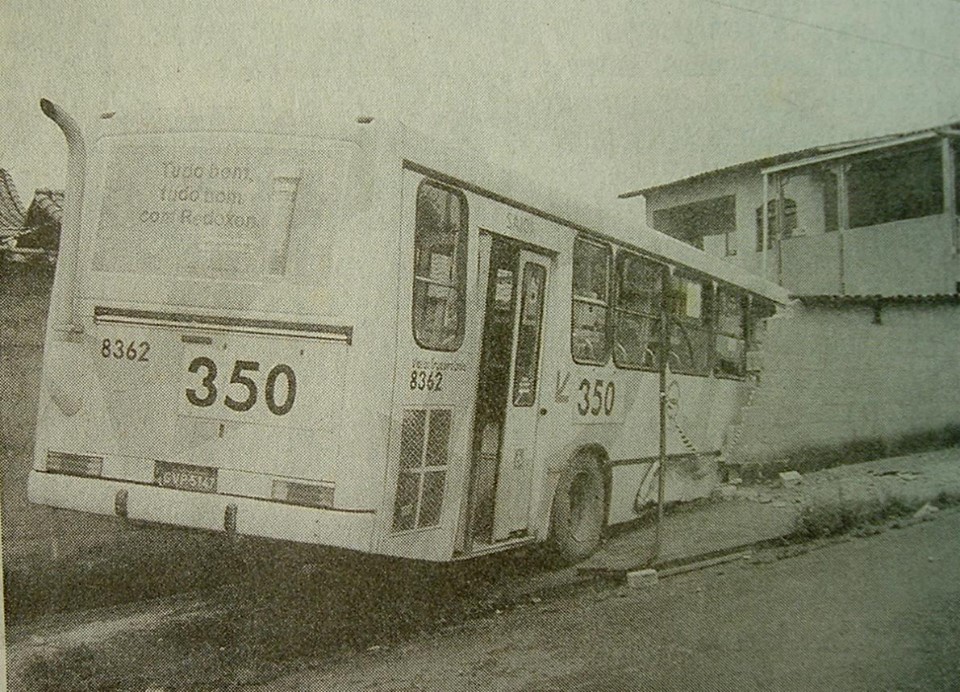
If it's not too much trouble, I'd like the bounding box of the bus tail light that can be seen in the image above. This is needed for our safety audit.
[46,451,103,477]
[271,480,334,509]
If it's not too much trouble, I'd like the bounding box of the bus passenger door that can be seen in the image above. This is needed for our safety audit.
[492,250,549,540]
[468,238,550,547]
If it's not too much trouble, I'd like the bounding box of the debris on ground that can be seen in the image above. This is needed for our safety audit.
[778,470,803,488]
[913,503,940,521]
[626,569,659,589]
[713,484,738,501]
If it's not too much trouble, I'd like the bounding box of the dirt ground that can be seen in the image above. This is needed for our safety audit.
[8,503,960,690]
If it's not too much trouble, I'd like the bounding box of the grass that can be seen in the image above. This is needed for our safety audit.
[789,490,960,542]
[737,435,960,483]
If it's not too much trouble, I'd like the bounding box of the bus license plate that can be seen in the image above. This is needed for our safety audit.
[154,461,217,493]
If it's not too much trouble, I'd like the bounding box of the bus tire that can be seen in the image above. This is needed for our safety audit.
[549,452,605,563]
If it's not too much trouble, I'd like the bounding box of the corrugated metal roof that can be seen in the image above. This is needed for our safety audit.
[620,120,960,200]
[24,188,64,229]
[0,169,26,234]
[795,294,960,307]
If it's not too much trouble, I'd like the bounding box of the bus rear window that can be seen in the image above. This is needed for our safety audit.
[90,137,356,283]
[412,181,468,351]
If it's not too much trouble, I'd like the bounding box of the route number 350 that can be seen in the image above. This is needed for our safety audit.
[186,357,297,416]
[577,378,615,416]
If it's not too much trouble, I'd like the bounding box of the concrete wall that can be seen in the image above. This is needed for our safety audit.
[734,300,960,467]
[844,215,957,295]
[779,233,841,295]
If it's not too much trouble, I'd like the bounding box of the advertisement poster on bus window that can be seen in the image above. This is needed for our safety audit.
[1,2,957,689]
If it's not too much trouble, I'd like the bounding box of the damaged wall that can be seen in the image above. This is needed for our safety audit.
[732,299,960,470]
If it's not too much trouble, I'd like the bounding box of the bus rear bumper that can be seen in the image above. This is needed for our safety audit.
[27,471,376,551]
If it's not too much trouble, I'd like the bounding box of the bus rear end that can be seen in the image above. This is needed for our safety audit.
[29,108,398,553]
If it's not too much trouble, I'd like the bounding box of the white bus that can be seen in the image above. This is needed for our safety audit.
[30,99,788,563]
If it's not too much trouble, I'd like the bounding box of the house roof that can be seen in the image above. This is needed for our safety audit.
[619,120,960,200]
[0,169,26,235]
[795,294,960,307]
[24,188,64,230]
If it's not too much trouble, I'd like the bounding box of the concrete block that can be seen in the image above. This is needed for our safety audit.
[778,470,803,488]
[626,568,659,589]
[712,484,739,501]
[913,503,939,521]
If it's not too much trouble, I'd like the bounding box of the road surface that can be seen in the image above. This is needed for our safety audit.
[264,508,960,691]
[10,507,960,690]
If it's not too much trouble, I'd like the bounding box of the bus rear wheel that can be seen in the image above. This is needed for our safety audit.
[549,453,605,563]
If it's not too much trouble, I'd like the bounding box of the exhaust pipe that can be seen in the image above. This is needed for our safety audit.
[40,98,86,335]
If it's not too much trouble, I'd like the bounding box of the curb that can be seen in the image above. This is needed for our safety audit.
[577,533,791,581]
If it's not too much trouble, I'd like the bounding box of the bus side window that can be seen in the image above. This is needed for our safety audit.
[571,238,611,364]
[667,274,712,376]
[412,181,468,351]
[746,296,776,355]
[613,251,663,370]
[714,286,747,378]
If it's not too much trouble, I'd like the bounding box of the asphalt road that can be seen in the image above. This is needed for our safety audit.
[264,508,960,691]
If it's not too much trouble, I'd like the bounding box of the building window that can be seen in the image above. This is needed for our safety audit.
[668,274,712,376]
[650,195,736,257]
[755,198,797,251]
[847,145,942,228]
[613,251,664,370]
[412,181,468,351]
[714,286,747,379]
[571,237,610,364]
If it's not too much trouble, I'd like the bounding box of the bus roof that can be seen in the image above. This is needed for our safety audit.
[397,123,789,304]
[89,107,788,305]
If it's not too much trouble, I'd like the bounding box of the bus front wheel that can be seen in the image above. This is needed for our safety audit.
[549,452,605,563]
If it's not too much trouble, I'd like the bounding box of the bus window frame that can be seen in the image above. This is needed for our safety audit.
[713,283,748,380]
[612,249,666,372]
[411,179,469,353]
[746,295,776,352]
[512,261,548,407]
[570,236,612,366]
[667,269,713,377]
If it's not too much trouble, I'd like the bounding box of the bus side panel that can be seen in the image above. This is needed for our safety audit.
[374,169,481,561]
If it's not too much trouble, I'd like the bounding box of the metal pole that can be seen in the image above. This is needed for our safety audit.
[941,136,958,252]
[761,173,769,279]
[653,267,669,562]
[775,174,785,286]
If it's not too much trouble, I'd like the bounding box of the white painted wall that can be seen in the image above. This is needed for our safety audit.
[735,301,960,464]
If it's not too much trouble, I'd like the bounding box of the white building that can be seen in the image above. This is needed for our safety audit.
[622,124,960,297]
